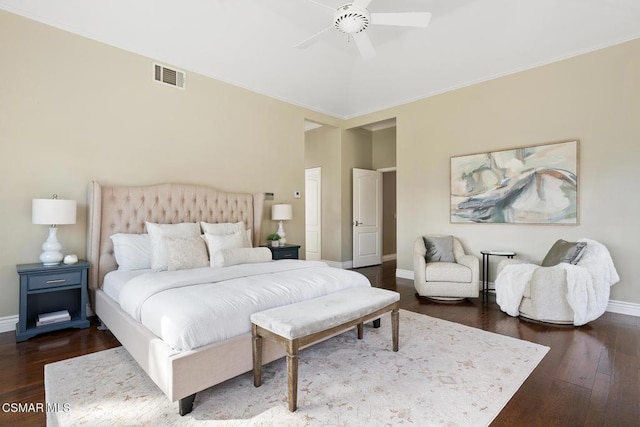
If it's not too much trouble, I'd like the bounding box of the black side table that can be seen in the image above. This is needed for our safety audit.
[265,244,301,260]
[16,261,91,342]
[481,250,516,299]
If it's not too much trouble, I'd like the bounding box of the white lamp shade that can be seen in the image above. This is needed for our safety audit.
[32,199,77,225]
[271,204,293,221]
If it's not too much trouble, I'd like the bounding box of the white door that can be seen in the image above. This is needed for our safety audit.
[352,168,382,268]
[305,168,322,261]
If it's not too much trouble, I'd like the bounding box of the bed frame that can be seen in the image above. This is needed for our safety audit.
[87,181,287,415]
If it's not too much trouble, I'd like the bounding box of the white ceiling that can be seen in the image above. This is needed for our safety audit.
[2,0,640,119]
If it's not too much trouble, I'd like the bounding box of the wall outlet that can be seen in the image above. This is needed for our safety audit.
[294,191,301,198]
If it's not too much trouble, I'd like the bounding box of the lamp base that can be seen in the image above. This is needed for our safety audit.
[40,227,64,265]
[276,221,287,245]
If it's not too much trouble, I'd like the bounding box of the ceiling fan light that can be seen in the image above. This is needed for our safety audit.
[334,4,370,34]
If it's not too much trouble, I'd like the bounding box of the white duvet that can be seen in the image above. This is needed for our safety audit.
[113,260,371,350]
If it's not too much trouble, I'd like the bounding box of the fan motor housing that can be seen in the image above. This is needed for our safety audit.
[334,4,370,34]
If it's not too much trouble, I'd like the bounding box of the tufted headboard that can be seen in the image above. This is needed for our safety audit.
[86,181,264,301]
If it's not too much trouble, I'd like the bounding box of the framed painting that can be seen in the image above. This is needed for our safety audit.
[450,140,579,224]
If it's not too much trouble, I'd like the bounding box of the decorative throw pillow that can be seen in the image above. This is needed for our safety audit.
[423,236,455,263]
[212,247,272,267]
[541,239,587,267]
[146,222,201,271]
[163,237,209,271]
[110,233,151,271]
[204,231,246,267]
[200,221,252,247]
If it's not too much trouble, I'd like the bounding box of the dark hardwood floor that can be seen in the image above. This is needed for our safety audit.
[1,260,638,426]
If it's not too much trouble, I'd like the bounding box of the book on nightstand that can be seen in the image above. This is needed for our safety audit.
[36,310,71,326]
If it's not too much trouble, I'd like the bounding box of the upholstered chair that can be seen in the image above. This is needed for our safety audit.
[494,238,619,325]
[413,235,480,301]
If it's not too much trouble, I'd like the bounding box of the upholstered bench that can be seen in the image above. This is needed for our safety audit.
[250,286,400,411]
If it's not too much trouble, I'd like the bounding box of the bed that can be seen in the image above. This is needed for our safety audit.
[87,181,370,415]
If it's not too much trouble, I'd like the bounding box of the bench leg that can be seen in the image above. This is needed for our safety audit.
[252,324,262,387]
[287,340,299,412]
[391,308,399,352]
[357,322,363,339]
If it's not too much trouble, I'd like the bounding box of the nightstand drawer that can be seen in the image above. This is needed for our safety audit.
[274,247,298,260]
[28,271,82,290]
[263,244,300,260]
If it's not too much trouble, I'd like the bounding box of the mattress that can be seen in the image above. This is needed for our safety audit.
[104,260,371,351]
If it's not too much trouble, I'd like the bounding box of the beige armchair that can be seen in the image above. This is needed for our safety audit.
[414,235,479,301]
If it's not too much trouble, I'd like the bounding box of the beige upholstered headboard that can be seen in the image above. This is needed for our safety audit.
[86,181,264,303]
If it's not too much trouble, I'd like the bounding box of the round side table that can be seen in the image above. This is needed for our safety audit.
[481,250,516,298]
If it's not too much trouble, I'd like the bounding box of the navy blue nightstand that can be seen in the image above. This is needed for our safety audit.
[16,261,90,342]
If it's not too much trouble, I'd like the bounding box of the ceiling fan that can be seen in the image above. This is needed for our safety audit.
[296,0,431,59]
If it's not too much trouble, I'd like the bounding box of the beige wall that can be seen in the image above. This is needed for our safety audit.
[347,38,640,304]
[304,126,342,262]
[0,11,339,318]
[372,127,397,170]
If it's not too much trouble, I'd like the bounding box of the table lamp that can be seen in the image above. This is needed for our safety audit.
[271,204,292,245]
[32,194,77,265]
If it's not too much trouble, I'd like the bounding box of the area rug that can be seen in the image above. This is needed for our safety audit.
[45,310,548,426]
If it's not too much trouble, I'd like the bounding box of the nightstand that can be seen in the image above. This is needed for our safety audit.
[16,261,91,342]
[266,244,301,260]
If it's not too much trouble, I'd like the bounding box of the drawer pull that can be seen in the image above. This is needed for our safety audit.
[45,279,67,284]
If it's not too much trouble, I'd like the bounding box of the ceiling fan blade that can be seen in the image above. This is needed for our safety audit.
[352,0,373,9]
[371,12,432,28]
[304,0,337,13]
[353,31,376,59]
[295,26,334,49]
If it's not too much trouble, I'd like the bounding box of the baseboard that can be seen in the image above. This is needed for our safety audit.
[0,315,18,334]
[607,300,640,317]
[396,269,413,280]
[395,270,640,317]
[322,260,353,269]
[383,254,397,262]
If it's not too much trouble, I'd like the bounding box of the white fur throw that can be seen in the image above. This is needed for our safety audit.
[495,239,619,325]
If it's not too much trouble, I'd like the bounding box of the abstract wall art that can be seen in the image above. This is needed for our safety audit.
[451,140,579,224]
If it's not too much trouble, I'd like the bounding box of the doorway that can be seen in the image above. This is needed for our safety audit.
[352,168,383,268]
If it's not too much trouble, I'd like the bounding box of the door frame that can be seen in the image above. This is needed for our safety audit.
[378,167,397,261]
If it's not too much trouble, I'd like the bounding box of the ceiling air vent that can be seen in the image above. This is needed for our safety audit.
[153,63,186,89]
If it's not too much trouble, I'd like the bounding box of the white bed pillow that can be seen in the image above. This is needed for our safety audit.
[146,222,201,271]
[204,231,246,267]
[110,233,151,271]
[163,237,209,271]
[200,221,252,248]
[212,247,272,267]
